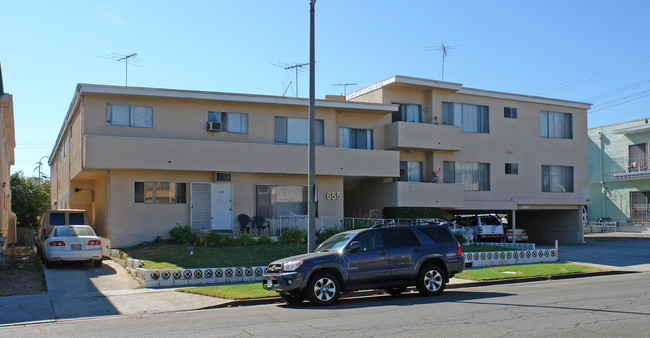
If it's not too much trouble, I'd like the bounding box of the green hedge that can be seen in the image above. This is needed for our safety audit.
[382,207,443,219]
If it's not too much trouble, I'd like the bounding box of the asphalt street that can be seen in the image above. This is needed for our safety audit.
[2,271,649,337]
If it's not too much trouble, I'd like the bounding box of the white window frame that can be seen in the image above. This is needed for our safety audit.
[106,104,153,128]
[207,111,248,134]
[340,127,373,149]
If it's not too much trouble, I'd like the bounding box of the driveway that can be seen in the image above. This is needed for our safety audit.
[559,233,650,271]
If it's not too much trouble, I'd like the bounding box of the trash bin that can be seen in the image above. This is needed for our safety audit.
[25,230,35,248]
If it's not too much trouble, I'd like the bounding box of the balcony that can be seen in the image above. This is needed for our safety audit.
[612,155,650,180]
[82,135,399,177]
[385,122,462,151]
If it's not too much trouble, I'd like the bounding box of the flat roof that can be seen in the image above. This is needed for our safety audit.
[347,75,592,109]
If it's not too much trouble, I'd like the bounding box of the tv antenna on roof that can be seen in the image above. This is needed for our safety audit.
[424,43,460,81]
[333,83,357,96]
[272,62,309,97]
[94,53,142,86]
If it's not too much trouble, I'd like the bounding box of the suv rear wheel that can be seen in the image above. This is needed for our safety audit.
[306,271,340,306]
[416,265,446,296]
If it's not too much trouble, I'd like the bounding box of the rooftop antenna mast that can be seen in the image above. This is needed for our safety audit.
[424,43,460,81]
[94,53,142,86]
[333,83,357,96]
[272,62,309,97]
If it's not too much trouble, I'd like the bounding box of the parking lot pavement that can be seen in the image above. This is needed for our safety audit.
[559,233,650,272]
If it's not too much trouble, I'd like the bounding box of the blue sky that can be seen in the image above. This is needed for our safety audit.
[2,1,650,176]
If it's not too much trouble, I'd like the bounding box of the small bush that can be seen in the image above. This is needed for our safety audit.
[238,234,256,246]
[223,235,238,247]
[279,229,306,244]
[201,232,222,247]
[382,207,443,220]
[452,231,467,244]
[256,236,274,245]
[170,225,195,244]
[316,227,340,245]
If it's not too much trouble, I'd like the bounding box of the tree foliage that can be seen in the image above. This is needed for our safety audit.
[10,171,50,228]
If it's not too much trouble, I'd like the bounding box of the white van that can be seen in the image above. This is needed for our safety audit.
[454,214,505,242]
[35,209,90,258]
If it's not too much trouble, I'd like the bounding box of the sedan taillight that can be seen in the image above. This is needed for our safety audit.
[49,241,66,246]
[88,240,101,246]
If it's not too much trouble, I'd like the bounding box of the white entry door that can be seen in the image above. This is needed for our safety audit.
[190,182,233,231]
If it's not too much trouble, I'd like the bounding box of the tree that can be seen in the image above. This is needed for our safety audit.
[10,171,50,228]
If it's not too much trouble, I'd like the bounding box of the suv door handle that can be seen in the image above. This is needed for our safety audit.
[412,247,419,252]
[379,251,387,256]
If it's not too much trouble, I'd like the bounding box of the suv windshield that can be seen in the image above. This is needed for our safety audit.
[316,232,356,252]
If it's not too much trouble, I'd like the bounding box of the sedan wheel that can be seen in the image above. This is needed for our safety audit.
[306,272,340,306]
[416,265,446,296]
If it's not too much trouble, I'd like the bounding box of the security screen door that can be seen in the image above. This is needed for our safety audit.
[190,182,233,231]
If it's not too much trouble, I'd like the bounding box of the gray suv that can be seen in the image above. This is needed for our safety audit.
[262,222,464,305]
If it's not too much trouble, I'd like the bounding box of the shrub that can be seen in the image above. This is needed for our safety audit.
[452,231,467,244]
[169,225,195,244]
[382,207,443,220]
[223,235,238,247]
[316,227,340,245]
[256,236,274,245]
[201,232,222,247]
[279,229,306,244]
[238,233,256,246]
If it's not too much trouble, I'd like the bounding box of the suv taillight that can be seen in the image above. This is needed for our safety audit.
[88,240,101,246]
[49,241,66,247]
[457,242,462,256]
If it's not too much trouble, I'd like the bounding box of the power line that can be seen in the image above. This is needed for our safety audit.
[589,88,650,113]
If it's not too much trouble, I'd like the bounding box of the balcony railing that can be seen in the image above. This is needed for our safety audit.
[612,155,650,180]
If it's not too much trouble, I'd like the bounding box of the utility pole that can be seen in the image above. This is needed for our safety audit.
[34,156,49,183]
[307,0,317,253]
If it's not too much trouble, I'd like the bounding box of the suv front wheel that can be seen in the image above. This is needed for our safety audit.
[416,265,446,296]
[306,271,340,306]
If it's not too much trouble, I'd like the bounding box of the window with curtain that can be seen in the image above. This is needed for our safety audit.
[504,107,518,119]
[540,111,572,139]
[339,128,373,149]
[106,104,153,128]
[392,103,422,123]
[255,185,315,218]
[207,111,248,133]
[443,161,490,191]
[505,163,519,175]
[134,182,187,203]
[541,165,574,192]
[274,116,324,144]
[399,161,423,182]
[441,102,489,133]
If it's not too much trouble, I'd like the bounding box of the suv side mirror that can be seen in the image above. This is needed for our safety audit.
[348,241,361,252]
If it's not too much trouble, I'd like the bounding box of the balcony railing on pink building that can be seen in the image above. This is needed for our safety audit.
[612,155,650,180]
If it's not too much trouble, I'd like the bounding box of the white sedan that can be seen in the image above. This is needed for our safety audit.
[42,225,103,268]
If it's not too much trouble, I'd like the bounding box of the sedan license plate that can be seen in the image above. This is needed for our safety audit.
[71,244,82,251]
[266,280,273,288]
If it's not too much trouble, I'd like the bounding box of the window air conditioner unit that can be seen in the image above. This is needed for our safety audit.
[207,121,222,132]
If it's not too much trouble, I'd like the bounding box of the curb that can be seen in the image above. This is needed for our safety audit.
[203,270,637,309]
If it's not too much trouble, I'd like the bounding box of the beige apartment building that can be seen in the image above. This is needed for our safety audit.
[0,64,16,246]
[50,75,591,247]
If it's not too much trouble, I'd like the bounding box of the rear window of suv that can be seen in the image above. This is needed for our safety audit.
[69,213,85,225]
[419,227,454,243]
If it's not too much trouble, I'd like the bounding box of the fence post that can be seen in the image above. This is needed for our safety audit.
[555,240,559,261]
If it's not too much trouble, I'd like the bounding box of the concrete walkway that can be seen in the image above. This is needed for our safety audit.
[1,233,648,326]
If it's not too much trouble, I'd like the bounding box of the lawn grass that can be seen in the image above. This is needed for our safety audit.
[456,263,606,281]
[119,242,307,269]
[118,242,514,269]
[179,283,277,300]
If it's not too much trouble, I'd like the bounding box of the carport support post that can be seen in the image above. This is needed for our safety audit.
[511,209,516,244]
